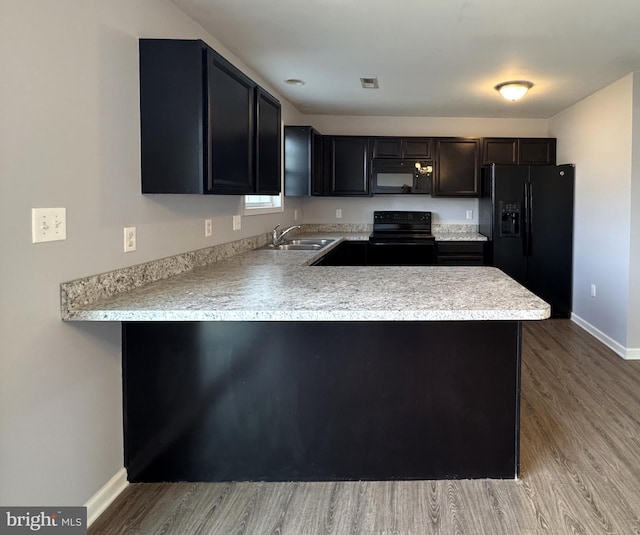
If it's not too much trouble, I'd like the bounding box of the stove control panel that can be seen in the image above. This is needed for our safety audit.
[373,211,431,224]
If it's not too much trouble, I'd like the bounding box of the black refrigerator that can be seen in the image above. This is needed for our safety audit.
[479,164,574,317]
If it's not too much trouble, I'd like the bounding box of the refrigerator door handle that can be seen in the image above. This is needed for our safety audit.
[527,181,533,257]
[522,181,529,257]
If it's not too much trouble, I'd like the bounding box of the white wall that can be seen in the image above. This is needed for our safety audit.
[549,75,633,350]
[304,116,549,138]
[0,0,302,506]
[628,74,640,351]
[296,115,549,224]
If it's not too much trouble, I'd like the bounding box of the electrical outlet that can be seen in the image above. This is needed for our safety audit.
[294,209,299,221]
[466,210,473,220]
[124,227,136,252]
[590,284,597,297]
[32,208,66,243]
[336,209,342,219]
[232,215,241,231]
[204,218,212,237]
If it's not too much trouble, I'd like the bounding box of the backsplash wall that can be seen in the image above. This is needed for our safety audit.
[300,196,479,225]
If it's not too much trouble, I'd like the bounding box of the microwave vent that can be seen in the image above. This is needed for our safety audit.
[360,77,379,89]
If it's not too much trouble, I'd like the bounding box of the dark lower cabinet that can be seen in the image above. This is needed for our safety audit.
[139,39,281,195]
[123,320,522,482]
[315,241,487,266]
[326,136,371,196]
[433,138,481,197]
[367,243,436,265]
[312,241,368,265]
[436,241,486,265]
[312,241,437,266]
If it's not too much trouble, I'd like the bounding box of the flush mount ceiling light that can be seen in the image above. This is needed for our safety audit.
[495,80,534,101]
[285,78,306,86]
[360,77,379,89]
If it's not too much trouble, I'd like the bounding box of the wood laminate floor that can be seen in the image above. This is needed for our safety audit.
[90,319,640,535]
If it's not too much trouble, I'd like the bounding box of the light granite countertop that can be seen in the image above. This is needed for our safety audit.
[433,231,487,242]
[62,233,548,322]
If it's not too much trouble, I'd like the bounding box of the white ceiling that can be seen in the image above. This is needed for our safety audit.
[172,0,640,118]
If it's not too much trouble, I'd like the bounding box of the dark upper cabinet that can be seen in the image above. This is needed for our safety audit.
[327,136,371,196]
[372,138,402,158]
[481,138,517,165]
[140,39,205,194]
[518,138,556,165]
[284,126,325,196]
[255,88,281,194]
[372,137,432,159]
[207,49,255,194]
[482,138,556,165]
[139,39,281,195]
[433,138,481,197]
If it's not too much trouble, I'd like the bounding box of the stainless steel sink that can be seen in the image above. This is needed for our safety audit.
[286,238,334,246]
[260,238,335,251]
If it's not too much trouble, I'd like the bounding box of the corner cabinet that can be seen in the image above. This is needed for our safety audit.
[326,136,371,196]
[284,126,324,196]
[433,138,480,197]
[139,39,281,195]
[481,138,556,166]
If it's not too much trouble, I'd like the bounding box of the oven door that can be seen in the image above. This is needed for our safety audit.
[368,241,436,265]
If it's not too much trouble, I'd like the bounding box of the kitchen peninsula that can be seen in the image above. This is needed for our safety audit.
[62,233,549,483]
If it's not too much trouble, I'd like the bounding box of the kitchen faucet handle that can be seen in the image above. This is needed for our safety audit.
[273,224,281,231]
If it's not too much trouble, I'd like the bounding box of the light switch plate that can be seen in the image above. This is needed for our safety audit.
[232,215,241,231]
[32,208,66,243]
[205,219,212,237]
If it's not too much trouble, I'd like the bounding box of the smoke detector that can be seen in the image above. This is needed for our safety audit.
[360,77,379,89]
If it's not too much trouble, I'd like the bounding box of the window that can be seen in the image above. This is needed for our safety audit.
[243,194,283,215]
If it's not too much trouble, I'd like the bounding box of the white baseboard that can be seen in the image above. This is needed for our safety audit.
[626,348,640,360]
[85,467,128,527]
[571,314,639,360]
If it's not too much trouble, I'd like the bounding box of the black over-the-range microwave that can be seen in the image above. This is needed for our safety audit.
[371,158,433,194]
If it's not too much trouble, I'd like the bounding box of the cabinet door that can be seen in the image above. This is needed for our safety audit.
[403,138,432,159]
[436,241,486,265]
[207,49,255,194]
[328,137,370,196]
[372,138,402,158]
[482,138,518,165]
[518,139,556,165]
[284,126,325,196]
[139,39,206,194]
[433,138,480,197]
[255,88,281,194]
[311,130,326,195]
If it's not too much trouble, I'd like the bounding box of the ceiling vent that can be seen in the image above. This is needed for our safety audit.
[360,77,379,89]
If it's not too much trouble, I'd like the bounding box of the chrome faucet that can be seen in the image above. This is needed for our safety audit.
[272,224,301,246]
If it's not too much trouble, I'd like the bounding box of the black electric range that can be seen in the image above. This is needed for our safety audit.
[368,211,436,265]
